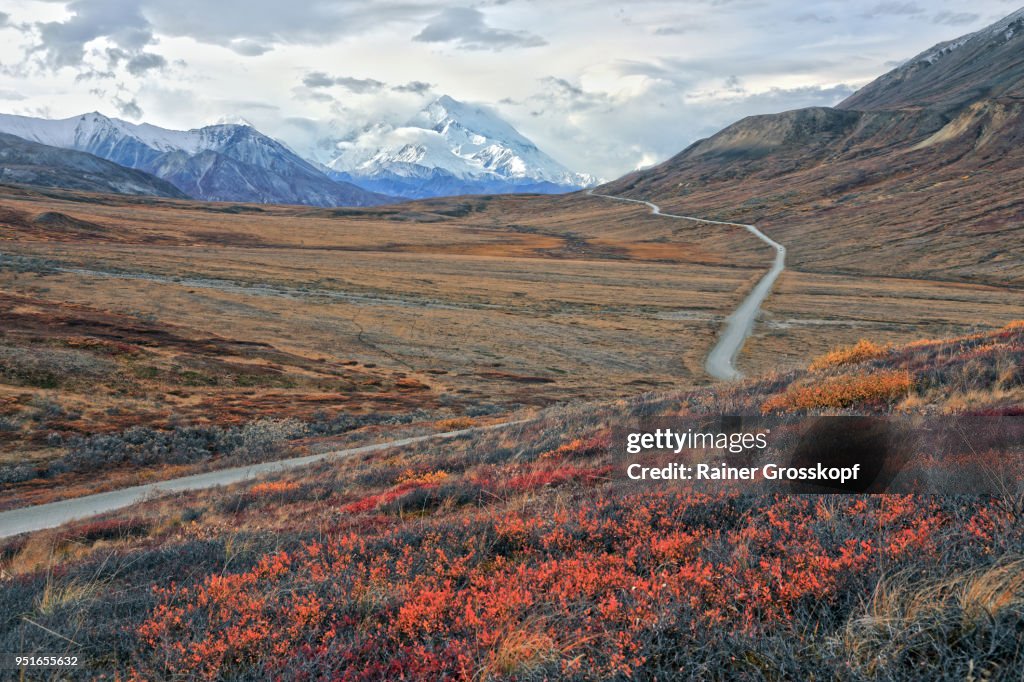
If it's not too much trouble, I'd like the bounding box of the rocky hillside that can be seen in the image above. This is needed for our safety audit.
[0,133,185,198]
[840,9,1024,111]
[601,8,1024,287]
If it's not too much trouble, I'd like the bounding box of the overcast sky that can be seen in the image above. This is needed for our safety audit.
[0,0,1020,179]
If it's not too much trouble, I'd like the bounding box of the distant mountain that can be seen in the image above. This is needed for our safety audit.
[600,8,1024,287]
[0,132,186,198]
[315,96,597,199]
[0,112,390,207]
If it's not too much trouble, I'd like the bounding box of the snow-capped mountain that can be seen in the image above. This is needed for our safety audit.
[320,96,597,199]
[0,112,389,207]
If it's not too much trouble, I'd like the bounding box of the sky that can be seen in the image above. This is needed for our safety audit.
[0,0,1021,179]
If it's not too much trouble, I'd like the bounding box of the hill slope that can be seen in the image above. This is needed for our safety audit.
[839,8,1024,111]
[0,132,186,198]
[601,8,1024,286]
[1,322,1022,678]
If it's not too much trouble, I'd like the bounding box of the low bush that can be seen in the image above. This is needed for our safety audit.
[761,370,914,413]
[128,493,1022,681]
[61,517,151,544]
[809,339,888,371]
[248,481,300,496]
[0,345,114,388]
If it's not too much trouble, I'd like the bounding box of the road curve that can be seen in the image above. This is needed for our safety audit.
[0,420,526,539]
[589,191,786,381]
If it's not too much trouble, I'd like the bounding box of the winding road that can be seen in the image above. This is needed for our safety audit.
[0,421,524,539]
[0,192,784,538]
[589,191,786,381]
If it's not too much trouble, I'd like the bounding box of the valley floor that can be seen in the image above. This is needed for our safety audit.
[2,184,1023,508]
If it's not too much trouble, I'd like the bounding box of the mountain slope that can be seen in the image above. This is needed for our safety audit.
[839,8,1024,111]
[0,113,390,207]
[0,132,186,198]
[319,96,596,199]
[600,8,1024,287]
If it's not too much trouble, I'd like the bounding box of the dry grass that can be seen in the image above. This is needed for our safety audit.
[842,558,1024,678]
[36,574,99,616]
[479,617,559,680]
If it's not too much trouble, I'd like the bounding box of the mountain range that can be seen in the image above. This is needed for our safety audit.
[0,96,595,206]
[0,112,389,207]
[1,7,1022,229]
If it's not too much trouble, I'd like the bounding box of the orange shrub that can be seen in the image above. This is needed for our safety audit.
[397,469,449,486]
[248,481,299,496]
[761,370,913,413]
[808,339,887,371]
[538,433,611,461]
[435,417,475,431]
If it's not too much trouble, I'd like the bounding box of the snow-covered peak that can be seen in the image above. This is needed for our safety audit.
[213,114,255,128]
[0,111,275,157]
[324,95,596,189]
[410,96,536,151]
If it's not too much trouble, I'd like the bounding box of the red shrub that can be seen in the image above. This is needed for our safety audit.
[131,492,968,680]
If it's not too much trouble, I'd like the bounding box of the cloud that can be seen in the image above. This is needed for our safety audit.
[114,95,142,118]
[141,0,435,50]
[611,53,840,92]
[74,68,115,81]
[795,13,837,24]
[0,89,26,101]
[33,0,154,69]
[393,80,433,94]
[227,39,272,56]
[126,52,167,75]
[863,2,926,18]
[25,0,436,67]
[301,72,335,88]
[932,12,980,26]
[6,0,1020,181]
[533,76,613,113]
[302,72,385,93]
[414,7,546,50]
[652,25,699,35]
[332,77,385,93]
[511,69,860,180]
